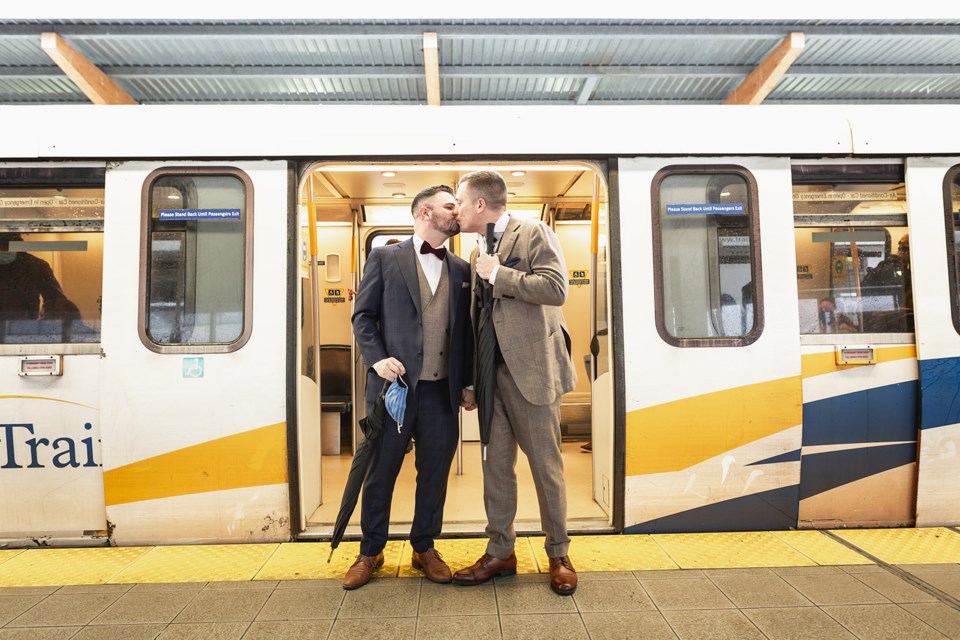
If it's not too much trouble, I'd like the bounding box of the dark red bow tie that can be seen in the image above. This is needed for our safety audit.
[419,241,447,260]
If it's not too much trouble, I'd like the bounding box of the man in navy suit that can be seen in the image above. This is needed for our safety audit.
[347,185,475,589]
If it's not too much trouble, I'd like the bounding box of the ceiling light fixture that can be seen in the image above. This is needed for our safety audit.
[511,171,526,177]
[392,192,406,199]
[381,171,397,177]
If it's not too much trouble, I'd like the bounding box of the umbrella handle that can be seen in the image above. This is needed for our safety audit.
[485,222,496,255]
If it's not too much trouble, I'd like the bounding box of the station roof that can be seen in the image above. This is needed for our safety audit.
[2,17,960,105]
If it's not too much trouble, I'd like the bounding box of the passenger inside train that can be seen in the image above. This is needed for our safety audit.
[0,232,84,343]
[860,233,912,332]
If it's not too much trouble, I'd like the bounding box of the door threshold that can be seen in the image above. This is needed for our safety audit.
[297,517,614,541]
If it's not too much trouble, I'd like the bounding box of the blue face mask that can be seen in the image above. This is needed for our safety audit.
[385,375,408,433]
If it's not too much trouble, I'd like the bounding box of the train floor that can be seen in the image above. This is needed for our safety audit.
[306,440,608,535]
[3,529,960,639]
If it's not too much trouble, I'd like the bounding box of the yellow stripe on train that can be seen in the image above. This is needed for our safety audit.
[103,422,287,506]
[625,376,801,476]
[800,345,916,379]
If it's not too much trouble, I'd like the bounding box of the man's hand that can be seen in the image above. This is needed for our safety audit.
[460,388,477,410]
[476,252,500,280]
[373,357,405,381]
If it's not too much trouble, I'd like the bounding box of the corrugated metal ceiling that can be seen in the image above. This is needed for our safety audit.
[1,19,959,104]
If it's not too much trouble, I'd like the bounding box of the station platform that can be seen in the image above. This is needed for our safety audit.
[2,528,960,639]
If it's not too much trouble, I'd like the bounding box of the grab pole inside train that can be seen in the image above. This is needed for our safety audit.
[590,174,600,381]
[307,178,324,501]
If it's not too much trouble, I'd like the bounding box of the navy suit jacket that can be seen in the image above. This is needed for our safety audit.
[352,238,473,418]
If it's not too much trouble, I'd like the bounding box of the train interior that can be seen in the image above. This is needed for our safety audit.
[294,162,615,538]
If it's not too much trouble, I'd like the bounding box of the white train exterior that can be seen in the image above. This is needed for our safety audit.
[2,104,958,546]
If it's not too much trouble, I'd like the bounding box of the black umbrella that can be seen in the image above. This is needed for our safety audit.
[327,379,390,562]
[474,222,498,461]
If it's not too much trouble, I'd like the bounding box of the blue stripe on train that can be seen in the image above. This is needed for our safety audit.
[919,356,960,430]
[749,449,801,466]
[802,380,918,447]
[625,486,799,533]
[798,443,916,500]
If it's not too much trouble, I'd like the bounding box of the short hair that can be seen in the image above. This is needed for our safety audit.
[410,184,454,217]
[458,170,507,213]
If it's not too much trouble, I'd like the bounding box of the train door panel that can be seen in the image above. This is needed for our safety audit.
[906,157,960,526]
[297,218,354,527]
[101,161,290,545]
[618,157,803,533]
[0,169,108,542]
[793,163,917,528]
[554,200,613,519]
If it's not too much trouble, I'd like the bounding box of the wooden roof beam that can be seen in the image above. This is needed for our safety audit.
[724,32,805,105]
[423,31,440,106]
[40,32,137,105]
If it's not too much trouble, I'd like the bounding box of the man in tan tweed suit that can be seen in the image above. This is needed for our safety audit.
[451,170,579,595]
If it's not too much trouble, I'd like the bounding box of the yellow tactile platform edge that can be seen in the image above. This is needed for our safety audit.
[651,531,817,569]
[1,529,957,587]
[772,530,872,566]
[529,534,679,572]
[832,527,960,564]
[0,547,152,587]
[0,549,24,564]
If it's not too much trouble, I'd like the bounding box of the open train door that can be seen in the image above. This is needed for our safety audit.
[587,174,614,518]
[100,161,293,544]
[616,157,803,532]
[906,157,960,527]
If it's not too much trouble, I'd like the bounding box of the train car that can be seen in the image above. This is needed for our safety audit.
[1,104,959,546]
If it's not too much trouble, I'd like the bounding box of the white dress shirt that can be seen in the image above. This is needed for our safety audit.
[412,235,443,294]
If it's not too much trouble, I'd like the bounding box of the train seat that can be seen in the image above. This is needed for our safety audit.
[319,344,352,455]
[319,344,352,414]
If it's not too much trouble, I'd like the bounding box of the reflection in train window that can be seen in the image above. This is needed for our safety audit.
[792,168,911,334]
[652,166,761,347]
[142,169,253,352]
[0,185,104,345]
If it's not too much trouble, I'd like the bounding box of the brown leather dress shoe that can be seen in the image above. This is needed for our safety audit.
[342,552,384,590]
[452,553,518,585]
[412,548,452,583]
[548,556,577,595]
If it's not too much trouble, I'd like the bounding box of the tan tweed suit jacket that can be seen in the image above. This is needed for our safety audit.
[472,215,577,405]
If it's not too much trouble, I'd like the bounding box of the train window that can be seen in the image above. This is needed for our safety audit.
[944,168,960,335]
[366,232,412,253]
[140,168,253,353]
[792,170,910,335]
[652,166,761,347]
[0,185,104,346]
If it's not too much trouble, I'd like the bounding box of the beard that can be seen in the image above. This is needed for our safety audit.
[430,213,460,236]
